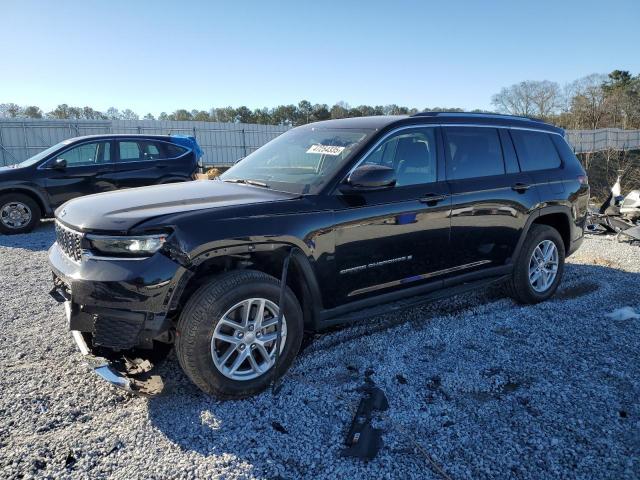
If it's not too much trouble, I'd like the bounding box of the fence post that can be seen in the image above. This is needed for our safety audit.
[0,124,5,166]
[242,128,247,158]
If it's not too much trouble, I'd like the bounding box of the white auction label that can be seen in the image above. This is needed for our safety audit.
[306,144,345,156]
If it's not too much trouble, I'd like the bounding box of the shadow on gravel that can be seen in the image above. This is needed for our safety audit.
[0,220,54,251]
[145,262,640,478]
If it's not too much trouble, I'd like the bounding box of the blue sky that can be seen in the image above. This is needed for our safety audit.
[2,0,639,115]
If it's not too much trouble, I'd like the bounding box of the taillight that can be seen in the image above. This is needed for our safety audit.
[578,175,588,185]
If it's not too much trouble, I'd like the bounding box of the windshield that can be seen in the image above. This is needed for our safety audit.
[220,126,374,194]
[16,140,71,167]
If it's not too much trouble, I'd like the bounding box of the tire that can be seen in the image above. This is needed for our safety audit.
[0,193,41,235]
[175,270,304,399]
[506,224,565,304]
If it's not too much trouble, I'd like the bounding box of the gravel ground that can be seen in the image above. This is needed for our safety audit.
[1,222,639,479]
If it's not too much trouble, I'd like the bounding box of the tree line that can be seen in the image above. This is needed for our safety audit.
[1,70,638,130]
[0,101,472,125]
[491,70,640,130]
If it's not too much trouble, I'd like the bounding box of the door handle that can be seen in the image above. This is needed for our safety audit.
[419,193,447,205]
[511,183,531,192]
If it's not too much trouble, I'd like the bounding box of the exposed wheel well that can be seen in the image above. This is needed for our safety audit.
[533,213,570,252]
[171,249,315,329]
[0,189,46,217]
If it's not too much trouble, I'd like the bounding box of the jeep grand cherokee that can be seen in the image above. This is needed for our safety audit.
[48,113,589,399]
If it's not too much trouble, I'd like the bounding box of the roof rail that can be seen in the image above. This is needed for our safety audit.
[411,111,545,123]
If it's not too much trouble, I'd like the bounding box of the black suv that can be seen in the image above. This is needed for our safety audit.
[0,134,202,234]
[48,113,589,398]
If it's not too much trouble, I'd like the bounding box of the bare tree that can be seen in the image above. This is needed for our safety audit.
[568,74,609,129]
[529,81,561,119]
[0,103,23,117]
[491,80,560,119]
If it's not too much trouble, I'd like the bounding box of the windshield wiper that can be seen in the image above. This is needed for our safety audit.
[244,179,270,188]
[222,178,270,189]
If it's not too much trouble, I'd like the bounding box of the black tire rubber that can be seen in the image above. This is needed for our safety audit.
[0,193,41,235]
[505,224,565,304]
[175,269,304,399]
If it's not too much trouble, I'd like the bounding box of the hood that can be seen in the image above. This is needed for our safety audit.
[0,165,23,176]
[56,180,298,232]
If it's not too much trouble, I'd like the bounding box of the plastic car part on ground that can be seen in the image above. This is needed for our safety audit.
[342,384,389,460]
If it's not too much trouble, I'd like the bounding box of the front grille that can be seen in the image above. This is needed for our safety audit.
[55,221,84,262]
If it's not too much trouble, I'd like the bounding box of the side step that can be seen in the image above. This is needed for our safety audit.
[322,275,509,327]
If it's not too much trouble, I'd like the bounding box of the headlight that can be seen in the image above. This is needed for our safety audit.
[86,233,168,257]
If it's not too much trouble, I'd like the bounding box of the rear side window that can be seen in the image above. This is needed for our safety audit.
[551,135,580,168]
[444,127,505,180]
[139,141,164,161]
[119,141,141,162]
[165,143,189,158]
[510,130,561,171]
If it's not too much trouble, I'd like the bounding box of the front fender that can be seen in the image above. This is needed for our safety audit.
[0,182,52,215]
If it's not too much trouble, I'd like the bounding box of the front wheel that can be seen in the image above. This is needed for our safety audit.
[176,270,303,399]
[0,193,41,234]
[506,224,565,304]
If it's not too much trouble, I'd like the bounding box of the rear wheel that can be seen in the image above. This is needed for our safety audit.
[506,224,565,304]
[176,270,303,399]
[0,193,41,234]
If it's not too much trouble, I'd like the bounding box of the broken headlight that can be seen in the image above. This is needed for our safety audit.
[86,233,168,257]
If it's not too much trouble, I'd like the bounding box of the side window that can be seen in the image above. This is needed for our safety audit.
[165,143,189,158]
[550,135,579,167]
[118,141,142,162]
[510,130,562,171]
[139,141,163,161]
[361,128,437,186]
[58,142,111,166]
[444,127,505,180]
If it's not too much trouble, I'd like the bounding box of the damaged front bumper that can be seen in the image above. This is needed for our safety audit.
[48,242,183,350]
[69,318,165,396]
[48,242,183,395]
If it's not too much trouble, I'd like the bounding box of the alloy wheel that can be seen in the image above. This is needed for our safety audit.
[211,298,287,381]
[528,239,559,293]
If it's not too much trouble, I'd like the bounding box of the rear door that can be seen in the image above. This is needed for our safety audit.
[43,140,116,207]
[332,126,452,306]
[444,126,539,274]
[509,129,565,198]
[112,139,192,189]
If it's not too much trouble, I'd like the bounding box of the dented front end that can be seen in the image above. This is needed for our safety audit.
[48,239,185,394]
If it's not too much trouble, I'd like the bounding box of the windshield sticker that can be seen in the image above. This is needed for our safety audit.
[306,144,346,156]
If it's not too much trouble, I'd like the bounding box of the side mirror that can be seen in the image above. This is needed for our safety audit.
[52,158,67,169]
[340,164,396,192]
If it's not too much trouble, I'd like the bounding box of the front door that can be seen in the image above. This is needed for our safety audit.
[332,126,452,307]
[44,140,115,208]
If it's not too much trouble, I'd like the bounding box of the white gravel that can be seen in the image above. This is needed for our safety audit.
[1,222,639,479]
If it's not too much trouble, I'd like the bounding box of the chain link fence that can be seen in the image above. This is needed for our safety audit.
[565,128,640,154]
[0,119,289,167]
[1,119,639,167]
